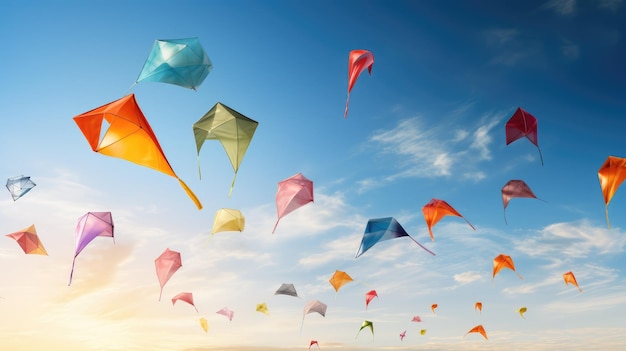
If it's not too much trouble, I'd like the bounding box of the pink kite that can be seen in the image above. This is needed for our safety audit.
[505,107,543,165]
[411,316,422,322]
[273,172,314,233]
[69,211,114,285]
[422,198,475,241]
[172,292,198,313]
[399,330,406,341]
[216,307,234,321]
[309,340,320,349]
[502,180,540,224]
[344,49,374,118]
[365,290,378,310]
[155,248,182,301]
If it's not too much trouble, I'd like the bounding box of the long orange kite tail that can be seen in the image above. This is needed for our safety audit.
[178,178,202,210]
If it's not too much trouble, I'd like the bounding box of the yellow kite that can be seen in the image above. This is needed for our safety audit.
[211,208,245,234]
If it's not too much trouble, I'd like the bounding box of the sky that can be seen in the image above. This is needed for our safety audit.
[1,0,625,350]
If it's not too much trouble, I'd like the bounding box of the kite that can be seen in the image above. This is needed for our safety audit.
[344,49,374,118]
[329,270,353,293]
[431,303,438,314]
[355,217,435,257]
[475,302,482,314]
[212,208,245,234]
[6,224,47,255]
[365,290,378,310]
[69,212,114,286]
[216,307,234,321]
[420,329,427,335]
[502,180,540,224]
[300,299,327,333]
[356,320,374,339]
[563,271,582,292]
[309,340,319,350]
[598,156,626,228]
[465,324,488,340]
[518,307,527,319]
[155,248,182,301]
[412,316,422,322]
[193,102,258,195]
[493,254,523,281]
[6,175,36,201]
[422,198,475,241]
[272,172,314,233]
[133,37,212,91]
[399,330,406,341]
[73,94,202,209]
[256,303,269,316]
[172,292,198,313]
[274,283,299,298]
[199,317,208,333]
[505,107,543,165]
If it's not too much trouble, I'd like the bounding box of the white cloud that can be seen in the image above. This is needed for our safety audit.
[598,0,623,11]
[542,0,577,15]
[453,271,483,285]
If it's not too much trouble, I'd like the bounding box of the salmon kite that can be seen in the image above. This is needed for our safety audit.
[502,180,540,224]
[6,224,47,255]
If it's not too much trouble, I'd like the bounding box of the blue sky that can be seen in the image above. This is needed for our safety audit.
[1,1,625,350]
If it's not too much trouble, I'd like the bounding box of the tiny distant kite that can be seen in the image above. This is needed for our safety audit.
[172,292,198,313]
[193,102,258,195]
[329,270,353,293]
[355,217,435,257]
[598,156,626,228]
[69,212,115,286]
[502,180,541,224]
[420,329,427,335]
[563,271,582,292]
[6,224,47,255]
[273,172,314,233]
[365,290,378,310]
[505,107,543,165]
[133,37,212,91]
[431,303,438,314]
[493,254,523,281]
[518,307,527,319]
[301,299,327,332]
[309,340,319,350]
[199,317,209,333]
[475,302,482,314]
[274,283,299,298]
[6,175,36,201]
[356,320,374,339]
[422,198,475,241]
[155,248,182,301]
[464,324,488,340]
[399,330,406,341]
[73,94,202,209]
[344,49,374,118]
[212,208,245,234]
[256,303,269,316]
[412,316,422,322]
[216,307,234,321]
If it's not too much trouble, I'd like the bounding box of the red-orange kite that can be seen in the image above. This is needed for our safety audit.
[505,107,543,165]
[493,254,523,281]
[464,324,488,340]
[73,94,202,209]
[431,303,438,314]
[309,340,319,350]
[563,271,582,292]
[6,224,47,255]
[365,290,378,310]
[422,198,475,241]
[172,292,198,313]
[475,302,482,314]
[598,156,626,228]
[329,270,353,293]
[502,180,541,224]
[344,49,374,118]
[155,248,182,301]
[273,172,314,233]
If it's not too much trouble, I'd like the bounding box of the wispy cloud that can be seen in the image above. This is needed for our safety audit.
[561,39,580,60]
[542,0,577,16]
[485,28,520,46]
[598,0,623,11]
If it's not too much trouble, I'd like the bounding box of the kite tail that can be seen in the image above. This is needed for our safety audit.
[504,209,508,225]
[197,155,202,180]
[464,218,476,231]
[272,220,280,234]
[228,173,237,197]
[159,288,163,302]
[299,318,305,334]
[68,257,77,286]
[178,178,203,210]
[125,81,137,95]
[537,146,544,166]
[408,236,436,256]
[516,272,523,280]
[344,93,350,118]
[606,206,611,229]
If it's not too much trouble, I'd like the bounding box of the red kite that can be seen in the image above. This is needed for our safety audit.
[431,303,438,314]
[563,271,582,292]
[273,172,314,233]
[329,270,353,293]
[598,156,626,228]
[309,340,319,350]
[412,316,422,322]
[6,224,47,255]
[475,302,482,314]
[493,254,523,281]
[422,198,475,241]
[155,248,182,301]
[344,49,374,118]
[505,107,543,165]
[73,94,202,209]
[502,180,540,224]
[465,324,488,340]
[365,290,378,310]
[172,292,198,313]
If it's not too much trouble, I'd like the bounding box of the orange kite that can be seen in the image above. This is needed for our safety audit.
[464,324,488,340]
[431,303,438,314]
[73,94,202,209]
[493,254,523,281]
[6,224,48,255]
[475,302,482,314]
[598,156,626,228]
[422,198,475,241]
[563,271,582,292]
[329,270,353,293]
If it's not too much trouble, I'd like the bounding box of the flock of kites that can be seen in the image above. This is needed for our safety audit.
[3,37,621,347]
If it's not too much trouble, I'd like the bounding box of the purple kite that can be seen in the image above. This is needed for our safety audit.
[155,248,182,301]
[273,172,314,233]
[505,107,543,165]
[69,211,114,285]
[502,180,541,224]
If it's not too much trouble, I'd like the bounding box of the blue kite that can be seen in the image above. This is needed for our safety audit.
[133,37,213,91]
[355,217,435,258]
[6,175,36,201]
